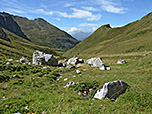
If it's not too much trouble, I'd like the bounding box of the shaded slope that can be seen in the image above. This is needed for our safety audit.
[0,12,30,41]
[14,16,79,51]
[64,12,152,58]
[0,27,56,59]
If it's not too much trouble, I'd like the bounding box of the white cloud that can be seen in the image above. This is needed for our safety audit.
[82,7,98,11]
[98,0,126,14]
[30,9,53,15]
[5,8,25,14]
[66,27,82,35]
[54,18,61,21]
[102,5,125,14]
[66,26,98,40]
[64,3,73,7]
[78,23,98,27]
[57,8,101,21]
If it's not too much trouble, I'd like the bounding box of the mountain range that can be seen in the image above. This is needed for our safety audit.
[0,12,79,58]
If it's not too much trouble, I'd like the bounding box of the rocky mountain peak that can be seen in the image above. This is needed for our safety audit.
[0,12,31,41]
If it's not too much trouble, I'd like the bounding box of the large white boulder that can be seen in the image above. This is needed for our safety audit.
[32,50,58,66]
[67,57,79,66]
[94,80,128,100]
[86,57,103,67]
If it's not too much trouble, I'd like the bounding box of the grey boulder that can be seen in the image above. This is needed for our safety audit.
[94,80,128,100]
[86,57,103,67]
[32,50,58,66]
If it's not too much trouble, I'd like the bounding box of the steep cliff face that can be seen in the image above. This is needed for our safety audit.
[0,12,30,41]
[0,27,10,41]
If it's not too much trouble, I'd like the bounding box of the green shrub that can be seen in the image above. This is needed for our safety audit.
[0,74,10,82]
[74,80,98,92]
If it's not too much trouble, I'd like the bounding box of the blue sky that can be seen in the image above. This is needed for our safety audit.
[0,0,152,40]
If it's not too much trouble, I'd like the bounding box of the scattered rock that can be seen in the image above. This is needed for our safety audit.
[78,91,81,95]
[6,61,13,65]
[42,67,48,69]
[66,65,75,69]
[76,63,83,68]
[143,54,148,57]
[82,69,86,71]
[67,57,84,66]
[24,106,29,110]
[15,60,20,62]
[12,74,20,79]
[20,56,29,64]
[64,59,67,62]
[94,80,128,100]
[58,62,66,67]
[64,78,68,81]
[32,50,58,66]
[106,67,111,70]
[59,76,62,79]
[117,59,126,64]
[78,59,84,63]
[86,57,103,67]
[8,59,13,62]
[99,64,106,70]
[1,96,6,100]
[28,62,31,65]
[76,70,81,74]
[64,81,75,88]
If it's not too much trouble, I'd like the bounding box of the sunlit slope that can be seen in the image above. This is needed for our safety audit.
[64,12,152,58]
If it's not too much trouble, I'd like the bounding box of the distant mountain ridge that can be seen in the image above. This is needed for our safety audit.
[64,12,152,58]
[14,15,79,51]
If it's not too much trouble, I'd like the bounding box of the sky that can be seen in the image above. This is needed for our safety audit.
[0,0,152,40]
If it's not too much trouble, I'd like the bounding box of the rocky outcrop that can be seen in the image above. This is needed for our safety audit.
[32,50,58,66]
[0,12,30,41]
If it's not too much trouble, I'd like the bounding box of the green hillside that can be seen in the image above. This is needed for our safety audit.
[0,27,56,60]
[64,12,152,58]
[14,16,79,51]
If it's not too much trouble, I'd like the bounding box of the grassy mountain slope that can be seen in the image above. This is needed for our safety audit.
[64,12,152,58]
[0,27,56,60]
[0,48,152,113]
[14,16,79,51]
